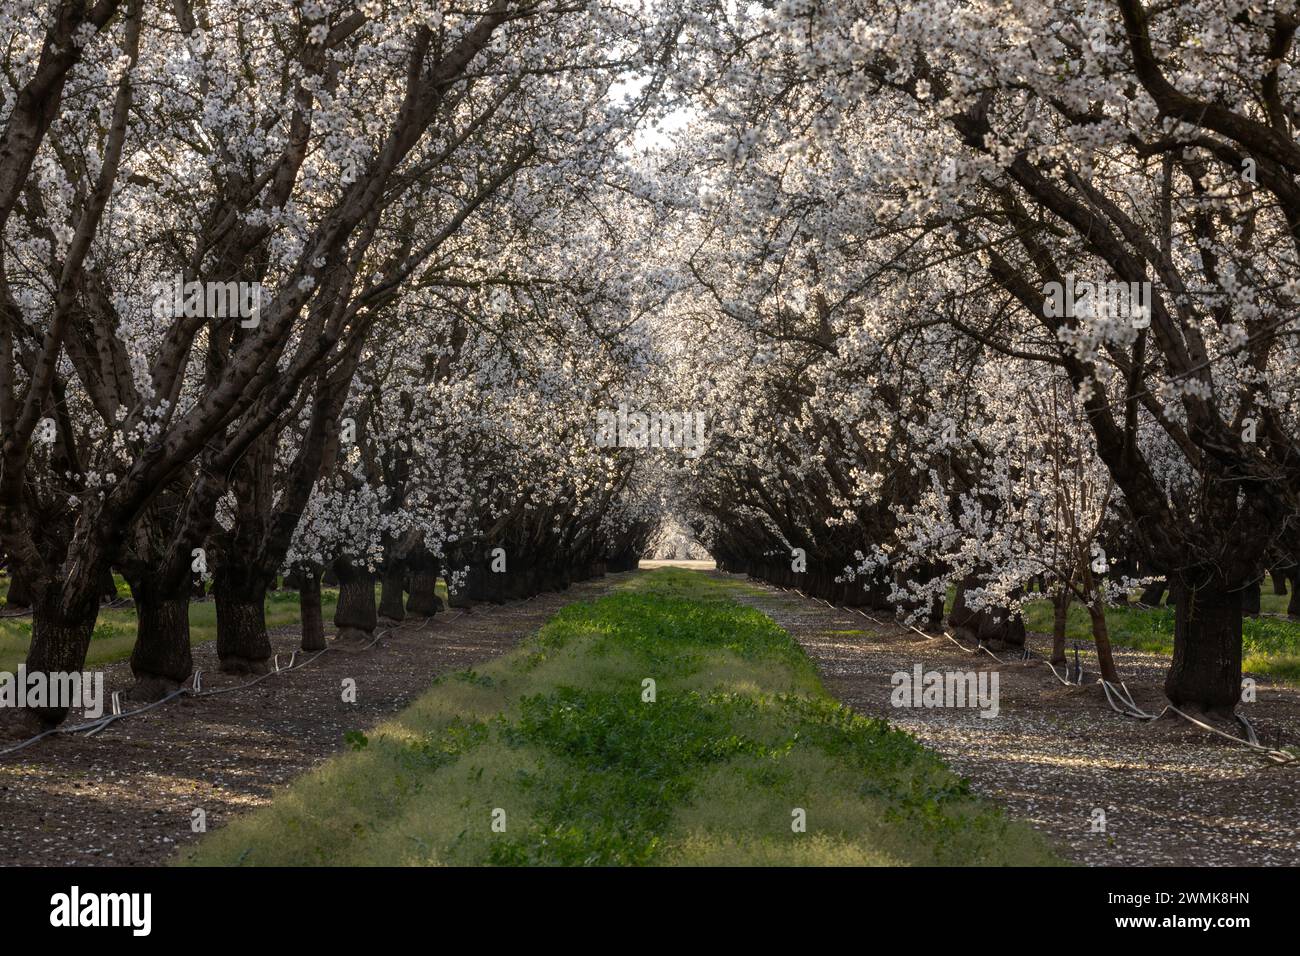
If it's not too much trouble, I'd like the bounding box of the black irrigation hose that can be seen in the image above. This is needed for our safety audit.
[2,569,630,758]
[0,610,464,759]
[764,580,1297,767]
[0,597,134,620]
[81,686,192,738]
[0,726,62,757]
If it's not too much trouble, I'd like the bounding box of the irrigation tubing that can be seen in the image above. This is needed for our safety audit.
[0,608,468,759]
[763,580,1297,767]
[0,597,134,620]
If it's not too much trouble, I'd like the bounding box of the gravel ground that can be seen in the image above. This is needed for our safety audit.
[0,574,629,866]
[725,573,1300,866]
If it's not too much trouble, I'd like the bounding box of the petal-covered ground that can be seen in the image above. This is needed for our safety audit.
[728,574,1300,866]
[4,567,1294,867]
[0,576,628,866]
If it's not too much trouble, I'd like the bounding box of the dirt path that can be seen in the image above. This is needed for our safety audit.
[0,574,629,866]
[6,567,1296,867]
[726,573,1300,866]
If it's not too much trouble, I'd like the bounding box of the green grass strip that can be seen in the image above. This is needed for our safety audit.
[180,568,1059,867]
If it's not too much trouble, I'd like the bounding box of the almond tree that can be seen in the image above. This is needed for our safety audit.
[1,0,687,726]
[668,0,1300,714]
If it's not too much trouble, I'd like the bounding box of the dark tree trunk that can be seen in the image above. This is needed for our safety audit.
[951,576,1022,645]
[4,566,32,608]
[447,562,478,608]
[984,610,1026,647]
[997,587,1027,647]
[925,595,944,633]
[406,564,443,616]
[1,537,116,731]
[1270,568,1288,596]
[1051,590,1069,664]
[17,593,99,727]
[947,577,977,638]
[378,560,406,622]
[1082,566,1119,683]
[1242,579,1261,617]
[213,566,272,674]
[1165,575,1243,716]
[1138,578,1167,607]
[99,565,119,603]
[1288,570,1300,619]
[128,582,193,700]
[334,559,377,643]
[299,568,326,652]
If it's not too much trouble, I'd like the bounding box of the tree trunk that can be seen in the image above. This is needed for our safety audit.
[1051,589,1069,664]
[925,595,944,633]
[299,568,326,652]
[1242,578,1261,617]
[378,560,406,622]
[406,564,443,616]
[334,560,377,643]
[1087,596,1120,683]
[1270,567,1288,596]
[213,567,272,674]
[99,565,119,603]
[5,541,112,730]
[4,566,32,608]
[1165,575,1243,716]
[14,594,99,728]
[988,610,1026,647]
[1288,570,1300,619]
[1138,578,1166,607]
[998,586,1027,647]
[447,562,478,608]
[947,577,978,638]
[128,583,193,700]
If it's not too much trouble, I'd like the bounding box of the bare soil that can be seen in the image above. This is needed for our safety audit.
[5,567,1295,867]
[726,573,1300,866]
[0,575,628,866]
